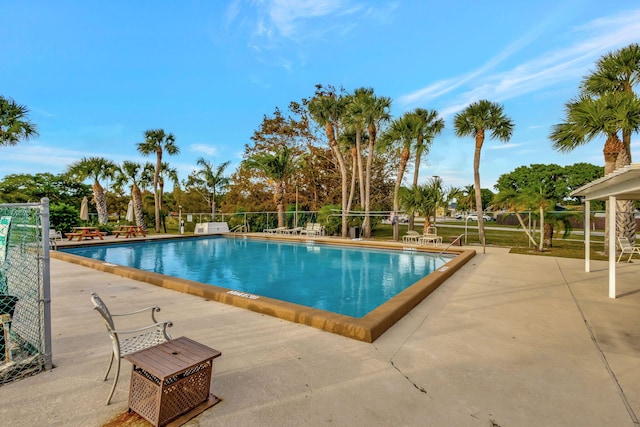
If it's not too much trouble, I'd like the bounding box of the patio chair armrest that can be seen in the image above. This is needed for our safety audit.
[111,306,162,322]
[112,320,173,336]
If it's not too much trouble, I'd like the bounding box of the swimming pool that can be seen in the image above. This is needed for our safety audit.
[54,235,475,341]
[63,237,448,317]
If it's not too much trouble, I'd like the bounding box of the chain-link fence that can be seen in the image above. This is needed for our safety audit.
[0,198,52,385]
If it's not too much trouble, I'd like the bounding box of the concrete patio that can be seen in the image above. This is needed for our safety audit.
[0,243,639,426]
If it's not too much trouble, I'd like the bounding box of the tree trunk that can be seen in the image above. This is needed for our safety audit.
[93,181,109,225]
[473,130,485,249]
[543,223,554,248]
[409,137,423,232]
[132,184,145,228]
[363,123,377,238]
[538,205,545,251]
[276,181,285,228]
[393,149,410,241]
[153,150,162,233]
[325,122,349,237]
[602,134,622,251]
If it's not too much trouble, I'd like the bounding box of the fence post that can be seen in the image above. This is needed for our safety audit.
[40,198,53,370]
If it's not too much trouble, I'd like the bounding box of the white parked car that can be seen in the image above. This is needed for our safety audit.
[465,213,493,221]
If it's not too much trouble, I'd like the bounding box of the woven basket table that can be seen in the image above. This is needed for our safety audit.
[125,336,222,426]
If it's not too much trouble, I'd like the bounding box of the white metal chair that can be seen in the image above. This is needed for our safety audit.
[617,237,640,263]
[48,229,63,241]
[90,292,173,405]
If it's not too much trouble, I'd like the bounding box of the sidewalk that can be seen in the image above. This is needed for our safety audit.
[0,246,639,426]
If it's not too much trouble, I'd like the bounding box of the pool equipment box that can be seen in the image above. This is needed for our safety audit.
[194,222,229,235]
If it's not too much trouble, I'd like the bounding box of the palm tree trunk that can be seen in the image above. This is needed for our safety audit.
[393,149,411,241]
[409,138,423,232]
[153,151,162,233]
[614,139,635,244]
[363,124,377,238]
[325,122,349,237]
[276,181,285,227]
[602,134,622,251]
[538,205,544,251]
[355,130,365,208]
[93,180,109,225]
[543,223,554,248]
[347,149,357,212]
[132,184,145,228]
[473,130,485,248]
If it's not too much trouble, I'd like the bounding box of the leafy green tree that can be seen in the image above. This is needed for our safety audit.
[0,96,38,146]
[49,203,81,233]
[65,157,116,225]
[137,129,179,233]
[454,100,514,248]
[495,163,604,204]
[0,173,88,204]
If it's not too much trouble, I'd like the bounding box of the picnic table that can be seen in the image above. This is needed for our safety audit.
[66,226,104,241]
[113,225,147,238]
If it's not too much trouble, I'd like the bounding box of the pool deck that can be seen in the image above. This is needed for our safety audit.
[2,234,640,426]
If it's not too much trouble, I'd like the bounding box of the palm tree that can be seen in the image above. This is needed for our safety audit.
[0,96,38,146]
[550,92,640,248]
[137,129,179,233]
[66,157,116,225]
[409,108,444,230]
[399,184,438,234]
[361,90,391,238]
[582,43,640,160]
[243,146,298,228]
[454,100,514,249]
[582,43,640,243]
[493,189,539,247]
[308,89,349,237]
[188,158,231,215]
[380,112,421,241]
[342,89,368,208]
[158,162,179,211]
[114,161,146,227]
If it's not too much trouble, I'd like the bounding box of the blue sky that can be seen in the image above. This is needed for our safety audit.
[2,0,640,192]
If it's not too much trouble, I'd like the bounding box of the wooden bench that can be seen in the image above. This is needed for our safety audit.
[65,232,82,240]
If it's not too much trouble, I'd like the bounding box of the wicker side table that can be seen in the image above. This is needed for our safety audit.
[124,336,222,427]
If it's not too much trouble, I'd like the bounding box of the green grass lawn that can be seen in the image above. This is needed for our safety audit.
[371,222,608,260]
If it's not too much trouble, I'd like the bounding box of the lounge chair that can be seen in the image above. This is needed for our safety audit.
[90,292,173,405]
[402,230,420,244]
[617,237,640,263]
[418,227,442,246]
[283,227,303,235]
[300,223,323,237]
[48,229,63,241]
[263,226,287,233]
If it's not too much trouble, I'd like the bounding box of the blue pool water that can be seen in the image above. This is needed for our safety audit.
[62,237,450,318]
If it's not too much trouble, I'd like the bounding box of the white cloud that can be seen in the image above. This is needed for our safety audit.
[398,8,640,116]
[189,144,219,156]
